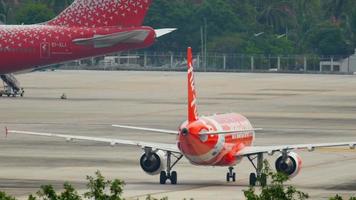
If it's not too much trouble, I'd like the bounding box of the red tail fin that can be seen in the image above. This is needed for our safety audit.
[187,47,198,123]
[47,0,153,28]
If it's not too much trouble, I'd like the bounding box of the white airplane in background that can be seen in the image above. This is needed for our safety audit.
[6,47,356,186]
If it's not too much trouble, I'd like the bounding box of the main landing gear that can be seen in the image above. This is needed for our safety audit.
[226,166,236,182]
[160,151,183,185]
[247,153,267,187]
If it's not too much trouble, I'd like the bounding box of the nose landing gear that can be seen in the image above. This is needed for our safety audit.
[226,166,236,182]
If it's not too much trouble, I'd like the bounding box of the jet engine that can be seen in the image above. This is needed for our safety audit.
[140,150,166,175]
[275,152,302,178]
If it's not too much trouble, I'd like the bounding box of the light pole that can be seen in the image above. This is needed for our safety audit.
[200,18,208,72]
[204,18,207,72]
[201,26,204,70]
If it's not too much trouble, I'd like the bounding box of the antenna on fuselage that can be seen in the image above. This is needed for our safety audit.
[187,47,198,124]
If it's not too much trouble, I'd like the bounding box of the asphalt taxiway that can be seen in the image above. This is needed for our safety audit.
[1,70,356,199]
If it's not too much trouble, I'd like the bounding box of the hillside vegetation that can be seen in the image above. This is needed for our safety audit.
[1,0,356,56]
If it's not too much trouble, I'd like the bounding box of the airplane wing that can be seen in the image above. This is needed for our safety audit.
[6,129,180,153]
[237,142,356,156]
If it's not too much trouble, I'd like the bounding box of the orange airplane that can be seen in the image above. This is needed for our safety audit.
[7,47,356,186]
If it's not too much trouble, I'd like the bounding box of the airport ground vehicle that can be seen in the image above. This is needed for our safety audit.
[0,85,24,97]
[0,74,24,97]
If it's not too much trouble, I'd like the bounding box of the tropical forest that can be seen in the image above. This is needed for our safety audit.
[1,0,356,57]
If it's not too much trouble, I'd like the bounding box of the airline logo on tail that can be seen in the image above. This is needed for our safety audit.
[47,0,153,27]
[187,47,198,123]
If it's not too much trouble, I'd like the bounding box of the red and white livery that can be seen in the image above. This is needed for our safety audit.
[0,0,174,96]
[7,47,356,186]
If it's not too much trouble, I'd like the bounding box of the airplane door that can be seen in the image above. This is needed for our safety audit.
[40,42,51,58]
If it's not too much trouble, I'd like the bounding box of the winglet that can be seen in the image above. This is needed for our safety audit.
[155,28,177,38]
[187,47,198,123]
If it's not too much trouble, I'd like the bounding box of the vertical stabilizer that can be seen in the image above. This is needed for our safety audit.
[47,0,153,28]
[187,47,198,123]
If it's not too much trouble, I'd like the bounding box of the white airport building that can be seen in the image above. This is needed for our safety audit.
[320,49,356,73]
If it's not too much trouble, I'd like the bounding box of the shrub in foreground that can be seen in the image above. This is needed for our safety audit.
[0,169,355,200]
[243,160,309,200]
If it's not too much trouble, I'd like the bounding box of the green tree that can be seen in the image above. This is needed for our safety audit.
[323,0,354,25]
[59,183,82,200]
[308,24,352,55]
[195,0,245,36]
[145,195,169,200]
[257,0,297,33]
[289,0,321,52]
[15,2,55,24]
[2,0,356,56]
[0,0,11,24]
[0,191,17,200]
[84,171,125,200]
[329,195,356,200]
[145,0,196,51]
[351,10,356,46]
[229,0,258,30]
[48,0,73,14]
[37,0,74,14]
[244,161,309,200]
[36,185,59,200]
[145,0,244,51]
[208,32,294,55]
[29,183,81,200]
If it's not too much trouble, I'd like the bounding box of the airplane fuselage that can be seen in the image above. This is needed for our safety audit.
[178,113,255,166]
[0,25,155,74]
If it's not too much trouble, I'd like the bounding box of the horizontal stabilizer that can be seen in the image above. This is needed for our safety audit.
[200,128,263,136]
[112,125,177,135]
[73,30,150,48]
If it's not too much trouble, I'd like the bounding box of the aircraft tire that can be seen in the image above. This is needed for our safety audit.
[249,173,257,186]
[160,171,167,185]
[171,171,177,185]
[260,173,267,187]
[232,173,236,182]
